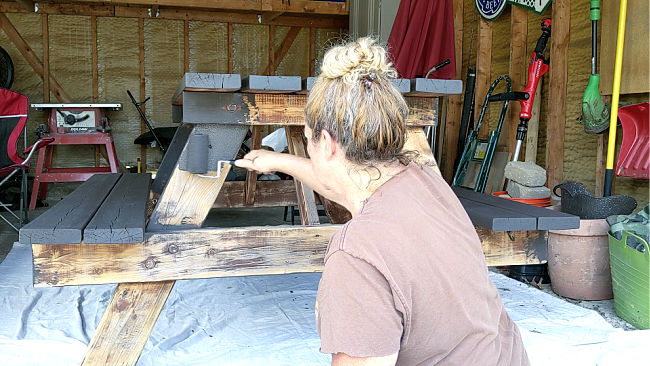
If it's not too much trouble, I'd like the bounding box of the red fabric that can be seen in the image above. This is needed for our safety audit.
[0,88,28,166]
[387,0,456,79]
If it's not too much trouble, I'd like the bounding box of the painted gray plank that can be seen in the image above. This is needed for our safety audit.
[453,187,580,230]
[408,78,463,96]
[19,174,121,244]
[242,75,301,93]
[391,78,411,93]
[84,174,152,244]
[152,123,193,195]
[179,92,249,124]
[458,197,537,231]
[172,73,242,105]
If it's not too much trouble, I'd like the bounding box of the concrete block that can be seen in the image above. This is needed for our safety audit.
[504,161,547,187]
[507,181,551,199]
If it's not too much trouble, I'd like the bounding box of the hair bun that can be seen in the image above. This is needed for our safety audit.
[320,37,397,84]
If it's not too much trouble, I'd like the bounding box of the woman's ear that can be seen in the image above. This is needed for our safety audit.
[320,129,338,160]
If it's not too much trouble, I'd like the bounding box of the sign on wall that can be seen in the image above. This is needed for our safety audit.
[475,0,552,21]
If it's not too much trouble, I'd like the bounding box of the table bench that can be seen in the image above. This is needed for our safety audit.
[20,72,578,365]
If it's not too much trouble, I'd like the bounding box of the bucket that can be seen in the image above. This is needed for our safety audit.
[609,231,650,329]
[548,219,613,300]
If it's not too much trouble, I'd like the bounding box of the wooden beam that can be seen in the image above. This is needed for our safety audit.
[139,17,147,171]
[262,26,301,76]
[0,12,72,102]
[227,22,233,73]
[507,6,528,154]
[546,0,569,191]
[213,179,322,208]
[309,27,315,76]
[148,165,231,230]
[15,0,35,12]
[0,2,348,28]
[477,227,547,266]
[81,281,174,365]
[91,15,98,103]
[262,11,284,23]
[474,18,492,140]
[286,126,320,225]
[442,0,463,182]
[244,126,263,206]
[267,25,275,75]
[41,13,49,102]
[33,225,338,287]
[183,19,189,73]
[404,127,442,176]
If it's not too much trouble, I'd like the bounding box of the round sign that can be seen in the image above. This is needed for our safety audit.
[475,0,508,21]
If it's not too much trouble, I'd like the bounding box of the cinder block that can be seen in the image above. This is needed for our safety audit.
[507,180,551,199]
[504,161,547,187]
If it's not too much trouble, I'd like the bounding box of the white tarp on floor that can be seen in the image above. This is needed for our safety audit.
[1,242,648,366]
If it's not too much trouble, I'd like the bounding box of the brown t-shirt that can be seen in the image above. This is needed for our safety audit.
[316,163,530,366]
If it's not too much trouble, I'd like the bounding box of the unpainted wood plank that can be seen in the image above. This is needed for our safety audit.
[453,186,579,230]
[139,17,147,171]
[403,127,441,175]
[0,12,71,102]
[285,126,320,225]
[184,19,189,73]
[227,22,233,73]
[545,0,569,191]
[42,14,49,102]
[81,281,174,366]
[242,75,302,93]
[213,179,323,208]
[266,24,275,75]
[19,174,122,244]
[32,225,339,287]
[148,165,231,230]
[309,27,315,76]
[84,174,152,244]
[474,18,492,140]
[245,126,263,206]
[458,197,537,231]
[477,227,547,266]
[91,15,98,103]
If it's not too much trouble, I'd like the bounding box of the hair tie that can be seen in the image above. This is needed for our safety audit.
[363,72,376,89]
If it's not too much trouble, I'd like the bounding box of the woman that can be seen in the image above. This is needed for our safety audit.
[236,38,529,366]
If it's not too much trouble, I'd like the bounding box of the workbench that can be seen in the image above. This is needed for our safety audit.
[20,73,578,365]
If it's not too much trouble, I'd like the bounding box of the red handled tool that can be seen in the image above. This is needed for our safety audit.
[488,19,552,161]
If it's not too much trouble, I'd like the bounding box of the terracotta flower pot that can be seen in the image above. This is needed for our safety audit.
[548,219,613,300]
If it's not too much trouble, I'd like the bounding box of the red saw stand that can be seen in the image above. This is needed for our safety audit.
[29,103,122,210]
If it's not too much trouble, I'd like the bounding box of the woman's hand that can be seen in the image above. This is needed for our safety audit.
[235,149,282,175]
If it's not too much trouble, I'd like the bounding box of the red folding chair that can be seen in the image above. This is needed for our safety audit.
[0,88,53,231]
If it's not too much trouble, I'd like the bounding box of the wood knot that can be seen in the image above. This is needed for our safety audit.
[168,244,179,254]
[206,248,217,257]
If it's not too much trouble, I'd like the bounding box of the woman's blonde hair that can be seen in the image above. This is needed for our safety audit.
[305,37,409,165]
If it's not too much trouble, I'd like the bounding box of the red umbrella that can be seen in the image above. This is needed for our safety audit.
[387,0,456,79]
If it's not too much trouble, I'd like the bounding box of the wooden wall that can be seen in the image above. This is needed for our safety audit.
[449,0,648,207]
[0,7,345,171]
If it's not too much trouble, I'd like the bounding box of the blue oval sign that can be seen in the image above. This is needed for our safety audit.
[475,0,508,21]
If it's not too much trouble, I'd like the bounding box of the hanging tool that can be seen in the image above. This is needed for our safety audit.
[581,0,610,133]
[454,13,478,171]
[604,0,628,197]
[488,19,552,162]
[453,75,512,193]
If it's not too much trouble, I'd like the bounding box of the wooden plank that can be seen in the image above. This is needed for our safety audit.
[458,197,537,231]
[0,1,115,16]
[139,17,147,171]
[600,0,649,94]
[81,281,174,366]
[84,174,152,244]
[32,225,338,287]
[262,26,301,75]
[227,22,233,73]
[453,186,580,230]
[15,0,34,12]
[171,73,241,105]
[0,12,71,103]
[19,174,122,244]
[441,0,463,182]
[507,5,528,154]
[477,227,547,266]
[241,75,302,93]
[404,127,441,176]
[309,27,315,76]
[286,126,320,225]
[545,0,569,191]
[91,15,98,103]
[184,19,189,73]
[391,79,411,94]
[213,179,318,208]
[148,165,231,230]
[319,197,351,224]
[245,126,263,206]
[151,123,193,195]
[474,18,492,140]
[406,78,462,96]
[266,25,275,75]
[42,14,49,102]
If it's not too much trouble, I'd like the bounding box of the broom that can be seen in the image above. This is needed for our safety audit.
[581,0,610,134]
